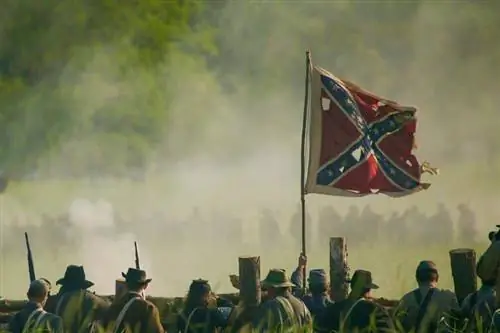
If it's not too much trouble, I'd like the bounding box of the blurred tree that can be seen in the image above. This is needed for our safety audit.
[0,0,498,178]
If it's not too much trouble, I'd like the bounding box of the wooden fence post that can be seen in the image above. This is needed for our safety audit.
[330,237,349,302]
[238,256,261,307]
[115,278,127,303]
[449,248,477,304]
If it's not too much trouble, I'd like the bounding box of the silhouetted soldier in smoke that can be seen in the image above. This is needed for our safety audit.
[154,212,177,246]
[226,216,243,247]
[431,203,454,246]
[212,211,242,248]
[40,213,62,259]
[385,211,407,245]
[187,207,211,248]
[2,217,20,256]
[457,203,477,246]
[317,205,342,247]
[289,203,312,250]
[169,219,186,247]
[259,208,281,250]
[402,205,427,245]
[359,205,383,246]
[343,205,361,245]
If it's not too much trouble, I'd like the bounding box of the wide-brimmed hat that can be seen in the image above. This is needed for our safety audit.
[347,270,379,290]
[261,269,295,288]
[121,268,152,285]
[308,269,328,285]
[56,265,94,289]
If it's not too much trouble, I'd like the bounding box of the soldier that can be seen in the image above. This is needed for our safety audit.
[477,226,500,293]
[259,208,281,250]
[343,205,361,244]
[289,203,313,249]
[252,269,312,332]
[301,270,333,317]
[290,254,333,316]
[402,205,427,245]
[177,279,233,333]
[8,279,64,333]
[363,205,384,246]
[45,265,110,332]
[317,205,342,247]
[479,229,500,332]
[460,274,496,333]
[226,216,243,248]
[431,203,454,245]
[188,207,210,247]
[314,269,394,332]
[100,267,164,333]
[394,261,459,333]
[457,203,477,246]
[385,211,406,245]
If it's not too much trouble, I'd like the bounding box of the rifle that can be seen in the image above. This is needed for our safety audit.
[134,241,140,269]
[24,232,36,282]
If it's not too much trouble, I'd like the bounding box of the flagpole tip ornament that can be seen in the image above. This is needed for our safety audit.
[421,162,439,176]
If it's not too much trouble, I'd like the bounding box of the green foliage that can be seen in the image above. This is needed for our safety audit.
[0,1,498,178]
[0,0,214,177]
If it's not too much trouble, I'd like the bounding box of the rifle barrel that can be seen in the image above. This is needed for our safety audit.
[25,232,36,282]
[134,241,140,269]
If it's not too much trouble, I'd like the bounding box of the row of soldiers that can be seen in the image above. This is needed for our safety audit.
[2,202,478,256]
[8,265,163,333]
[288,203,477,248]
[7,230,500,333]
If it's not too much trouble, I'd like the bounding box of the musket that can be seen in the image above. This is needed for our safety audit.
[134,241,140,269]
[24,232,36,282]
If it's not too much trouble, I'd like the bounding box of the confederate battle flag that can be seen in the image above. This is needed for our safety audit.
[305,66,438,197]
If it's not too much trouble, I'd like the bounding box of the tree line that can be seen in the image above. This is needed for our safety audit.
[1,1,498,178]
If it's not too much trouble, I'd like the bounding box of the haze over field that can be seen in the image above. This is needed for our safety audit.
[0,1,499,298]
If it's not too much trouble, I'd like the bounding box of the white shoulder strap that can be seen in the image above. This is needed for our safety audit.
[22,308,44,333]
[34,310,48,328]
[183,308,199,333]
[340,298,364,332]
[113,297,140,333]
[275,297,298,329]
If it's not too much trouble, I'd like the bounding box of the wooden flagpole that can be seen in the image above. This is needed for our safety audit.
[300,50,312,291]
[0,176,8,297]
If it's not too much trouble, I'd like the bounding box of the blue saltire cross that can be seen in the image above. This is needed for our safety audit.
[316,74,419,191]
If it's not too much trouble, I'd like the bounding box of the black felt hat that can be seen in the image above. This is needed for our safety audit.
[56,265,94,289]
[347,270,379,290]
[121,268,152,285]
